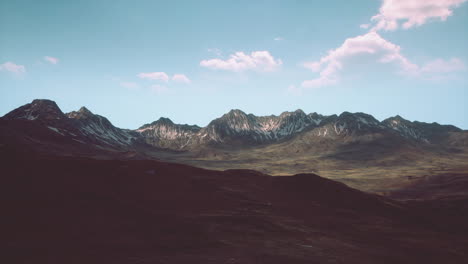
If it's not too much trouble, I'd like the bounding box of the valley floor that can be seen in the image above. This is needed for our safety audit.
[146,146,468,196]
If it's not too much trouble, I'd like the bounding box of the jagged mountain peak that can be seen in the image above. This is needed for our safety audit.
[223,109,249,119]
[31,99,59,106]
[78,106,93,115]
[153,117,175,126]
[138,117,175,130]
[383,115,409,124]
[228,109,246,114]
[211,109,253,127]
[337,112,379,123]
[138,117,201,133]
[279,109,306,118]
[67,106,96,119]
[2,99,65,121]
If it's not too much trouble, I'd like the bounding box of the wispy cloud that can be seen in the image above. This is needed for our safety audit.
[200,51,282,72]
[0,61,26,75]
[172,74,191,84]
[420,58,466,74]
[419,58,466,80]
[44,56,59,64]
[367,0,468,31]
[274,37,284,41]
[137,72,169,82]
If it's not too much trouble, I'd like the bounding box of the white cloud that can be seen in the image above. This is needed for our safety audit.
[200,51,282,72]
[295,0,467,92]
[274,37,284,41]
[301,32,465,89]
[301,32,417,88]
[137,72,169,82]
[120,82,139,89]
[44,56,59,64]
[150,84,168,93]
[172,74,191,84]
[0,61,26,74]
[368,0,467,31]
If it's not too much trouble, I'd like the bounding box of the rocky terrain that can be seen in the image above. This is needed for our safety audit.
[4,99,468,193]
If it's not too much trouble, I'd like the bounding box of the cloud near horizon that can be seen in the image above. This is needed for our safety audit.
[44,56,59,64]
[301,32,465,89]
[0,61,26,75]
[367,0,468,31]
[200,51,282,72]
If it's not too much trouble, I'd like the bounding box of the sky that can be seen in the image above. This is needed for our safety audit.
[1,0,467,129]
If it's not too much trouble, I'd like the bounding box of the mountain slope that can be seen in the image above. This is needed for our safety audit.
[136,109,463,150]
[0,99,144,156]
[136,117,201,150]
[2,151,467,264]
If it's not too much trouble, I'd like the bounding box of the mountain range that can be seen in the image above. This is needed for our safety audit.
[1,99,463,149]
[1,99,467,194]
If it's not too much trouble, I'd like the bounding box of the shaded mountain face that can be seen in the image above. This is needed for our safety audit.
[1,99,464,153]
[2,99,66,121]
[382,115,461,142]
[0,100,140,153]
[65,106,139,147]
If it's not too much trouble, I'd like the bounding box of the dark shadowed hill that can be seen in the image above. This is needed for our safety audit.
[1,150,467,264]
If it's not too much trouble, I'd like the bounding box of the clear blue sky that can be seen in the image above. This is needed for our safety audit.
[1,0,467,129]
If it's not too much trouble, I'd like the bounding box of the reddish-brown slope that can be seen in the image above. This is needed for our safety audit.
[1,152,467,264]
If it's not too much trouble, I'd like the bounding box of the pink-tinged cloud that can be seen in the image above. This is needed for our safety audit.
[0,61,26,74]
[369,0,467,31]
[137,72,169,82]
[44,56,59,64]
[200,51,282,72]
[172,74,191,84]
[301,32,418,88]
[300,32,465,89]
[120,82,139,89]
